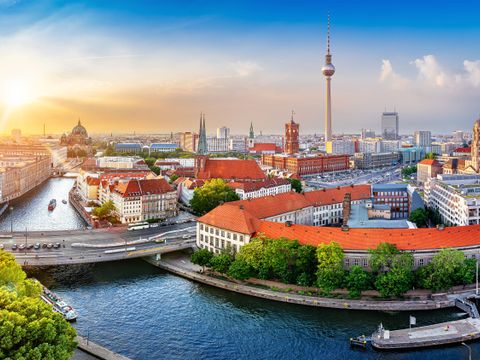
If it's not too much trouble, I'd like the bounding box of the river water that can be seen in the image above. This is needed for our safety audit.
[8,178,479,359]
[0,177,86,231]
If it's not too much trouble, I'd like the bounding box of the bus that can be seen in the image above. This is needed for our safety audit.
[127,221,150,231]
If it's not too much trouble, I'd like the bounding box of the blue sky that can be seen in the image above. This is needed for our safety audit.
[0,0,479,135]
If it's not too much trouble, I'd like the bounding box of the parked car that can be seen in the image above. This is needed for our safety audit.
[53,243,61,249]
[42,243,48,248]
[46,243,53,249]
[27,244,34,250]
[34,243,41,250]
[19,244,25,250]
[11,244,17,250]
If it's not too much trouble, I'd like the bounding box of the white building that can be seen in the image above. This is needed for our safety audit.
[414,130,432,151]
[207,137,229,153]
[228,137,247,153]
[96,156,148,169]
[216,127,230,139]
[325,140,355,155]
[358,139,382,153]
[228,178,291,200]
[381,140,401,153]
[424,174,480,226]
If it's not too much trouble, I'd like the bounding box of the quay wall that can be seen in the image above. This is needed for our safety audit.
[146,256,458,312]
[76,336,131,360]
[69,188,93,227]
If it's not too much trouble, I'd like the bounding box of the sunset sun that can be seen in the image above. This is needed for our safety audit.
[3,79,36,108]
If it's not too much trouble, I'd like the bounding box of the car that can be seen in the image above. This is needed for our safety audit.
[149,223,159,228]
[0,244,3,250]
[53,243,61,249]
[182,234,191,239]
[11,244,17,250]
[27,244,34,249]
[19,244,26,250]
[46,243,53,249]
[34,243,40,250]
[42,243,48,248]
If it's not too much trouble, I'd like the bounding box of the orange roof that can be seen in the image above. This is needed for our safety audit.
[249,143,282,153]
[257,221,480,251]
[454,147,471,153]
[303,184,371,206]
[86,177,100,186]
[196,158,266,181]
[227,191,311,219]
[114,178,173,198]
[418,159,441,166]
[198,203,261,234]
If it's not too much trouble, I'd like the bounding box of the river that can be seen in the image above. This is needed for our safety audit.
[7,178,479,359]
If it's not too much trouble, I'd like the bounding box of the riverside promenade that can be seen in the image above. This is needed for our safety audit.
[145,252,468,312]
[74,336,131,360]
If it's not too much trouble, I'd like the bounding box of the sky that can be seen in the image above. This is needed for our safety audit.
[0,0,480,136]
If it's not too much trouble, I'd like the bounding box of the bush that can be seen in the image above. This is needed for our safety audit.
[210,254,233,274]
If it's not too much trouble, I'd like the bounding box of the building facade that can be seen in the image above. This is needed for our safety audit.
[284,117,300,155]
[381,111,399,140]
[353,152,399,169]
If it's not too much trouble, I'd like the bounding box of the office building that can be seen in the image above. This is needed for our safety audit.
[361,129,375,139]
[261,153,349,176]
[216,126,230,139]
[325,140,356,155]
[414,131,432,150]
[381,111,399,140]
[353,152,399,169]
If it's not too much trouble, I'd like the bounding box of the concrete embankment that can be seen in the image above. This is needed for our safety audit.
[145,255,457,312]
[76,336,131,360]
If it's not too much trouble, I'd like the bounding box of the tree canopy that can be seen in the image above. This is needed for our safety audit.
[190,179,240,215]
[0,251,77,359]
[92,200,117,222]
[409,208,429,228]
[316,242,345,291]
[287,178,302,193]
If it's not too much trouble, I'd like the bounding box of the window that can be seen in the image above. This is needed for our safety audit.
[233,234,237,241]
[240,235,244,242]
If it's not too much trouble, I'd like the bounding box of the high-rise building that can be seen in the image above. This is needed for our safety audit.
[361,129,375,139]
[284,112,299,155]
[325,140,355,155]
[179,132,198,153]
[216,126,230,139]
[453,130,464,143]
[414,130,432,149]
[197,113,208,155]
[322,16,335,142]
[381,111,399,140]
[471,119,480,171]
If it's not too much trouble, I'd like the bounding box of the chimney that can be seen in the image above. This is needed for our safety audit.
[239,205,244,210]
[285,221,292,227]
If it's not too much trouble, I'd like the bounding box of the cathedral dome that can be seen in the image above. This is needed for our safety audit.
[72,120,88,137]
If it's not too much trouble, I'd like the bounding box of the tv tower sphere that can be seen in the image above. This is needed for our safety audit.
[322,63,335,77]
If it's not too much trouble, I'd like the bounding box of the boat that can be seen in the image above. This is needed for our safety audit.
[62,199,67,204]
[39,283,77,322]
[350,335,369,349]
[48,199,57,211]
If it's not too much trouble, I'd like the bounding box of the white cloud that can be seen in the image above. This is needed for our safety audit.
[412,55,448,87]
[463,60,480,87]
[229,61,262,77]
[379,59,409,89]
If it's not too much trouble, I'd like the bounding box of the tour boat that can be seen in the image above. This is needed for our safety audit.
[62,199,67,204]
[40,283,78,322]
[48,199,57,211]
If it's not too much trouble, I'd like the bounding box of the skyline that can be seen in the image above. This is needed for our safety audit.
[1,1,480,135]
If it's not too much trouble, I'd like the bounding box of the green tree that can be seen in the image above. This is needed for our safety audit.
[262,238,300,284]
[409,208,429,228]
[92,200,117,221]
[227,259,254,280]
[169,174,179,183]
[287,178,302,193]
[0,251,77,359]
[235,238,265,276]
[295,245,318,286]
[145,157,156,167]
[401,166,416,177]
[424,152,436,160]
[191,249,214,271]
[346,266,372,297]
[368,243,400,273]
[316,242,345,291]
[375,267,413,297]
[190,179,240,215]
[417,248,467,291]
[150,165,161,175]
[210,254,234,274]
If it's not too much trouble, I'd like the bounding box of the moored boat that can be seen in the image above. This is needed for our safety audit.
[39,282,77,321]
[48,199,57,211]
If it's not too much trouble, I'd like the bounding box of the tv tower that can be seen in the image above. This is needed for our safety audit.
[322,15,335,142]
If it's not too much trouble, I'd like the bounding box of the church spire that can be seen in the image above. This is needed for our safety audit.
[249,122,255,139]
[197,112,208,155]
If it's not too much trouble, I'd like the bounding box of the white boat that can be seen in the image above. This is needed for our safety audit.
[38,282,78,322]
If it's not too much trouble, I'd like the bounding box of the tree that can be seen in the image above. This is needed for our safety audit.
[417,248,467,291]
[210,254,233,274]
[287,178,302,193]
[0,251,77,359]
[227,259,254,280]
[316,242,345,291]
[424,152,436,160]
[92,200,117,222]
[262,238,300,284]
[295,245,318,286]
[190,179,240,215]
[191,249,214,271]
[169,174,179,183]
[150,166,161,175]
[368,243,400,273]
[401,166,416,177]
[375,267,413,297]
[145,157,156,167]
[409,208,429,228]
[346,266,372,297]
[235,238,265,276]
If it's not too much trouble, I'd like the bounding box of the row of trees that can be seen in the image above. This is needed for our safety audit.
[408,207,443,228]
[192,238,476,298]
[0,251,77,359]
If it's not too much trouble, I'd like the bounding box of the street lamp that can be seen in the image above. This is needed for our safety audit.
[461,342,472,360]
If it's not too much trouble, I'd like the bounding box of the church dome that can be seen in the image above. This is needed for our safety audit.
[72,120,88,137]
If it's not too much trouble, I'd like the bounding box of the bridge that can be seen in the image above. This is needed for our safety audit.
[0,222,197,266]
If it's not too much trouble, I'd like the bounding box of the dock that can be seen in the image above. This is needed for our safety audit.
[371,317,480,349]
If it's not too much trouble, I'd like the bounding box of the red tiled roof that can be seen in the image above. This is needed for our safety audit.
[303,185,371,206]
[256,221,480,251]
[196,158,266,181]
[249,143,282,153]
[227,191,311,219]
[418,159,441,166]
[114,178,173,198]
[198,203,261,234]
[454,147,471,153]
[99,171,150,181]
[86,177,100,186]
[227,178,290,192]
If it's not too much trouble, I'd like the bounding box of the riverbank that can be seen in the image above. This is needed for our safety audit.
[75,336,131,360]
[148,252,476,312]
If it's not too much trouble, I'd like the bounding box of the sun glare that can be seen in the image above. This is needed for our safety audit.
[3,79,36,108]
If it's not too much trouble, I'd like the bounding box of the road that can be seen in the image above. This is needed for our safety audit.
[0,222,197,266]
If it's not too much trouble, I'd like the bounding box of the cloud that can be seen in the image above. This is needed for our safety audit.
[412,55,448,87]
[463,60,480,87]
[379,59,409,89]
[229,61,262,77]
